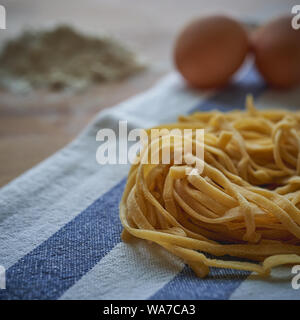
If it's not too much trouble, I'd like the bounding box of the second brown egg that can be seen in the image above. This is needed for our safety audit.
[251,16,300,89]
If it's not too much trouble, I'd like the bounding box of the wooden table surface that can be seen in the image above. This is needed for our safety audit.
[0,0,293,187]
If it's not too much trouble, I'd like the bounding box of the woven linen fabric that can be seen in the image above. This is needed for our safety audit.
[1,61,300,300]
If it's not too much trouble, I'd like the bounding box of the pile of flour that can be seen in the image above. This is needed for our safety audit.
[0,25,144,92]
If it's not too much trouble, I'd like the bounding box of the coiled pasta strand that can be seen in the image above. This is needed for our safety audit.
[120,96,300,277]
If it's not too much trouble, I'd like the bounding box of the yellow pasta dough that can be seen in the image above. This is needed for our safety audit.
[120,96,300,277]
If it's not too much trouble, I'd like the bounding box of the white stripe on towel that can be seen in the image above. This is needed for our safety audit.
[0,73,204,269]
[230,267,299,300]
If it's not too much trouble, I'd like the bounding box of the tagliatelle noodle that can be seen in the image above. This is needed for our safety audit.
[120,96,300,277]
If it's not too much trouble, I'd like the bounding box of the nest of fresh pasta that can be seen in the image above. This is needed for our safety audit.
[120,96,300,278]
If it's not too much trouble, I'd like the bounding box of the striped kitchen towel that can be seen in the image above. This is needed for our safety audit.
[1,60,300,300]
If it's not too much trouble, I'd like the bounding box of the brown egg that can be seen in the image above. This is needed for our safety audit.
[174,15,249,89]
[252,16,300,89]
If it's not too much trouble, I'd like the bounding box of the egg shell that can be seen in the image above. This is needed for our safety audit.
[174,15,249,89]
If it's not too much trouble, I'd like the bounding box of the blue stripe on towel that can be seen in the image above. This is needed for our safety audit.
[0,179,126,300]
[0,65,266,300]
[150,66,266,300]
[190,65,266,113]
[150,265,248,300]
